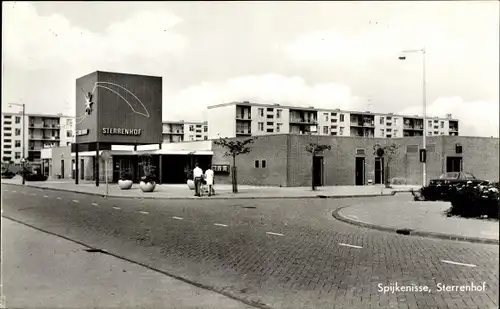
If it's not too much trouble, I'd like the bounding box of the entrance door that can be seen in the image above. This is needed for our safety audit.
[80,159,84,180]
[355,157,365,185]
[313,156,323,187]
[374,157,385,184]
[61,160,64,179]
[446,157,463,172]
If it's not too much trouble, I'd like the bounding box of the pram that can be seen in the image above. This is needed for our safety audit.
[199,177,214,196]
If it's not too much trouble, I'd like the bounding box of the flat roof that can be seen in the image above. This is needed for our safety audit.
[207,101,459,121]
[162,120,208,125]
[78,70,162,79]
[2,112,75,118]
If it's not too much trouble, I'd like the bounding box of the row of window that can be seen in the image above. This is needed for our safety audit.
[3,116,21,124]
[1,152,22,159]
[254,160,267,168]
[188,125,208,132]
[257,108,283,119]
[2,140,22,147]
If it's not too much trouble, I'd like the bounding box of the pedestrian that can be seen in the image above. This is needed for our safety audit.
[193,163,203,197]
[205,165,215,196]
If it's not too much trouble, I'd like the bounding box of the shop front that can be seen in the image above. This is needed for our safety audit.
[74,70,163,186]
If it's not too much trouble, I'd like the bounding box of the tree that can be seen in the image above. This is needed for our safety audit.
[373,142,400,188]
[213,137,257,193]
[305,143,332,191]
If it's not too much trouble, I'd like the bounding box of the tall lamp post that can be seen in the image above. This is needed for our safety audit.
[9,103,26,185]
[399,48,427,186]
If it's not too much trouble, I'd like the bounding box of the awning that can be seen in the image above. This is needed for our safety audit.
[71,150,213,157]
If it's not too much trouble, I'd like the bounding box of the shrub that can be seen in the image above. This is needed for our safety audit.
[140,165,156,183]
[449,184,499,219]
[119,169,132,180]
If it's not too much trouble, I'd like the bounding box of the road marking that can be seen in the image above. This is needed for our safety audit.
[30,193,36,196]
[139,211,149,215]
[72,200,79,203]
[440,260,477,267]
[92,203,99,206]
[56,197,62,200]
[339,243,363,249]
[213,223,228,227]
[113,206,121,210]
[12,191,16,193]
[44,195,49,198]
[266,232,284,237]
[172,216,183,220]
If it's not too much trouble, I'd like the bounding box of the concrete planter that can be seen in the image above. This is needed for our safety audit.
[118,179,133,190]
[140,181,156,192]
[187,179,195,190]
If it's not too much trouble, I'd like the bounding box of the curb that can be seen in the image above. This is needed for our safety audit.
[1,183,406,200]
[332,206,499,245]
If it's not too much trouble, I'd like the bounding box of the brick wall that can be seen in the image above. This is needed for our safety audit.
[211,134,288,186]
[212,134,499,187]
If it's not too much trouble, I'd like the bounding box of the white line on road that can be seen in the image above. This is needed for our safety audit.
[30,193,36,196]
[44,195,49,198]
[56,197,62,200]
[12,191,16,193]
[92,203,99,206]
[213,223,228,227]
[339,243,363,249]
[139,211,149,215]
[440,260,477,267]
[266,232,284,237]
[72,200,79,203]
[113,206,121,210]
[172,216,183,220]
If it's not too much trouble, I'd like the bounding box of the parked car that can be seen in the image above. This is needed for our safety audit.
[24,172,48,181]
[421,172,487,201]
[1,171,15,179]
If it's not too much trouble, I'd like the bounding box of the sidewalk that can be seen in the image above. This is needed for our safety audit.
[1,217,254,309]
[1,176,419,200]
[333,198,499,245]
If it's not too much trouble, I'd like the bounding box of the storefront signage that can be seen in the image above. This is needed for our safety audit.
[212,164,230,174]
[76,129,89,136]
[102,128,142,136]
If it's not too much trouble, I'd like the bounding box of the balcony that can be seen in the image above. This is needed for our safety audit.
[163,130,184,135]
[28,123,44,128]
[449,127,459,132]
[43,124,60,129]
[403,125,423,130]
[29,135,60,141]
[363,121,375,127]
[289,118,317,124]
[236,115,252,121]
[236,127,252,136]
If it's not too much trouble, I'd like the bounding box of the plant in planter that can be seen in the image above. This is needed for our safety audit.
[118,169,133,190]
[139,153,156,193]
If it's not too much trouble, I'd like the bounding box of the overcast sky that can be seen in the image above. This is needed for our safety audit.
[2,1,499,137]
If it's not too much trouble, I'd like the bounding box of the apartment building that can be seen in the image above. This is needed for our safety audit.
[162,121,209,143]
[1,112,75,168]
[206,101,460,139]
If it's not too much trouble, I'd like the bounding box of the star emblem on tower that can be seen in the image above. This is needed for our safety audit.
[84,91,93,115]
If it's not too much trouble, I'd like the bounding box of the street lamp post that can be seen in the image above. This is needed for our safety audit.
[399,48,427,186]
[9,103,26,185]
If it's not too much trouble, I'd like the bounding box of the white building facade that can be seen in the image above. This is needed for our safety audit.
[1,112,75,167]
[162,121,209,143]
[206,102,460,139]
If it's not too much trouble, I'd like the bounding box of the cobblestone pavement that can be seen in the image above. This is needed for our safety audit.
[2,184,498,309]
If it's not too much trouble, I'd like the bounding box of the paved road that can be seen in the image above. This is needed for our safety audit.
[2,184,498,309]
